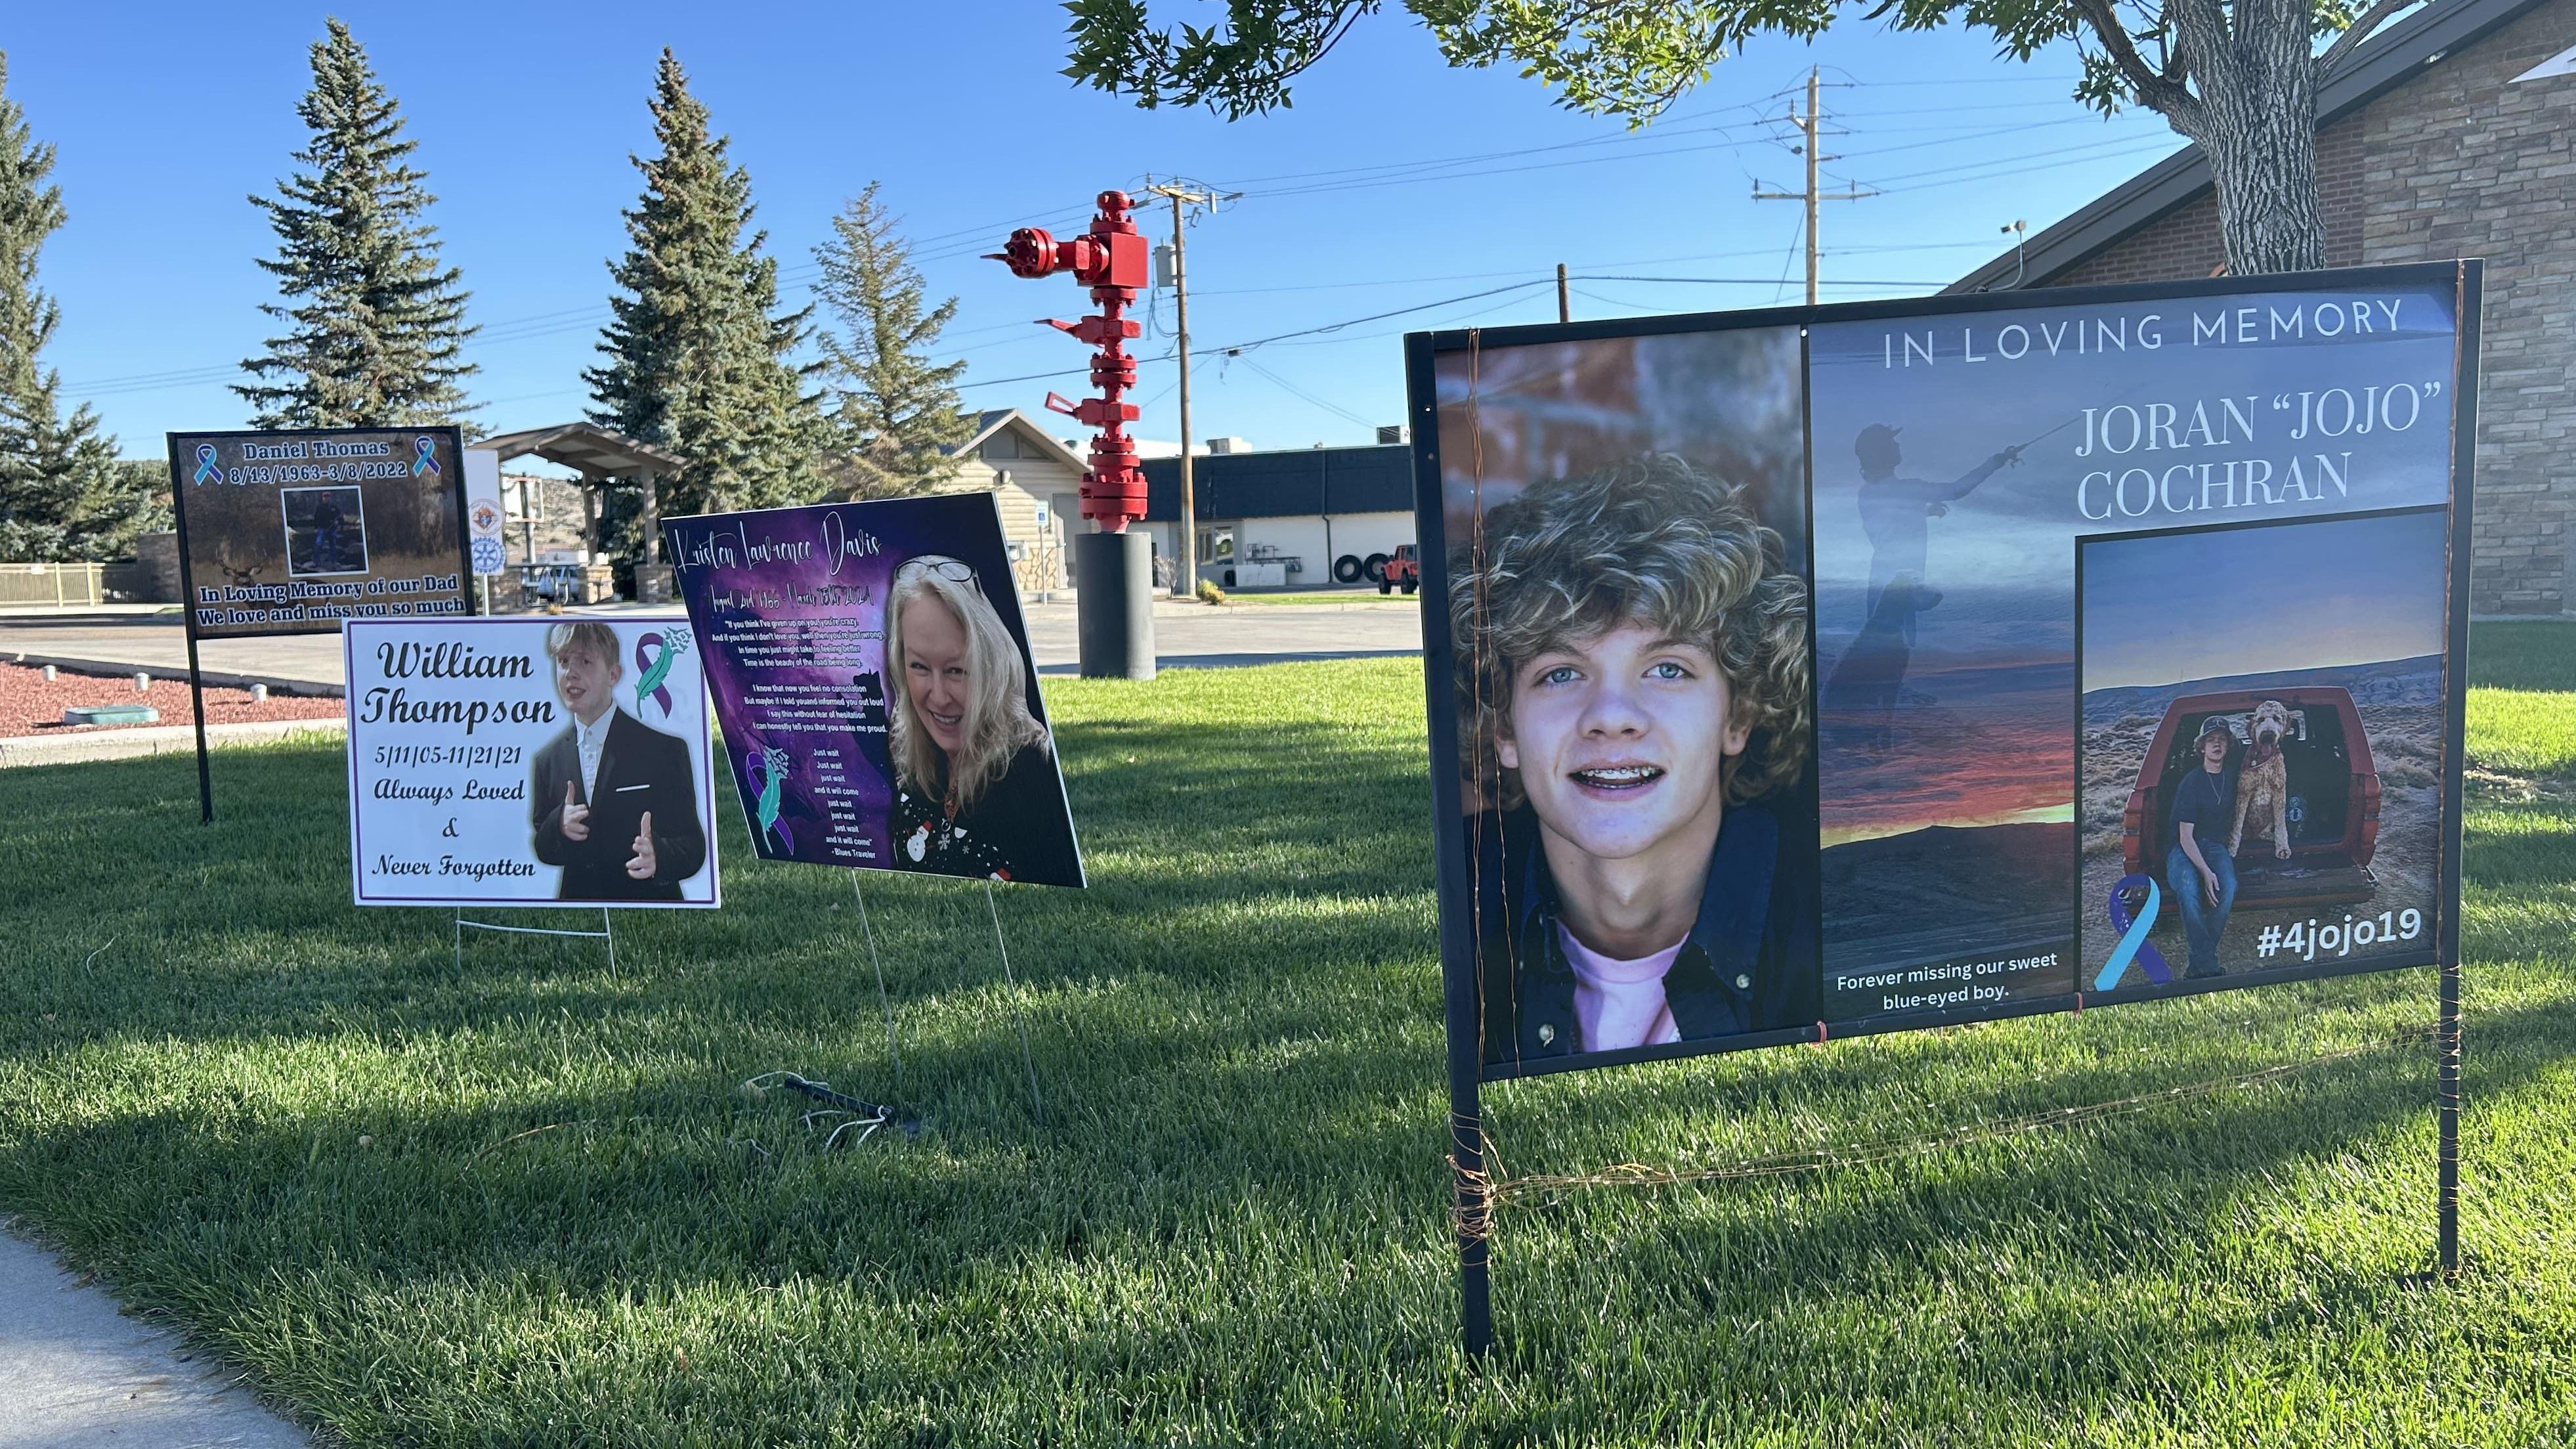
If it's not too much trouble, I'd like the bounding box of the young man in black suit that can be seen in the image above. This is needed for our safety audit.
[528,620,708,901]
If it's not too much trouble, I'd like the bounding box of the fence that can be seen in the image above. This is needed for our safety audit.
[0,561,106,608]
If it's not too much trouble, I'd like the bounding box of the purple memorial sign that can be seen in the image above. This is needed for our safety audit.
[663,493,1084,888]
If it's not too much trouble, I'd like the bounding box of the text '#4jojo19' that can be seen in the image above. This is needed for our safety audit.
[2255,909,2424,963]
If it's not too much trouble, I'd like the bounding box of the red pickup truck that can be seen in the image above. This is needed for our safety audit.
[2120,685,2382,911]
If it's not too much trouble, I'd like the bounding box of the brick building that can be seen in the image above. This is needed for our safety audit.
[1950,0,2576,613]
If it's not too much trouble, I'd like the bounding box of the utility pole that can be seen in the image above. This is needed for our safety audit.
[1753,67,1874,306]
[1146,180,1220,598]
[1556,263,1570,324]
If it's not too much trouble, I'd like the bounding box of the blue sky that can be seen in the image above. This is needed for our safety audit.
[2080,508,2449,690]
[10,1,2196,462]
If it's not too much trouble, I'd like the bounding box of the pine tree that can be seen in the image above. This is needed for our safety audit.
[0,51,152,562]
[586,49,824,557]
[812,184,971,501]
[235,18,475,429]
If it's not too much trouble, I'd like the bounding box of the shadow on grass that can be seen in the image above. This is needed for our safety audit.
[3,666,2571,1442]
[7,977,2564,1444]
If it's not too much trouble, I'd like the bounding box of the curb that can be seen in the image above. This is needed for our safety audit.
[5,652,343,697]
[0,716,345,769]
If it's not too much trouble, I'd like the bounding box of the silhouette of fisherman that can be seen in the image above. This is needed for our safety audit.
[1853,423,2020,648]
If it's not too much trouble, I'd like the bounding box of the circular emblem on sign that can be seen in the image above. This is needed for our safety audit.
[470,501,504,535]
[470,537,505,574]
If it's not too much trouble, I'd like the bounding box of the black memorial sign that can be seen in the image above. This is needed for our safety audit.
[1407,262,2477,1081]
[1406,259,2483,1356]
[167,427,471,639]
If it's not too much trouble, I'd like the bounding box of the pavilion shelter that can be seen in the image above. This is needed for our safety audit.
[475,422,689,601]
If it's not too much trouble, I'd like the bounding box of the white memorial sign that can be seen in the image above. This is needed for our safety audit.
[344,616,718,907]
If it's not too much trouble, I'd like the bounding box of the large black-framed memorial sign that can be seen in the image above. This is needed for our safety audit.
[167,425,473,821]
[1406,261,2480,1353]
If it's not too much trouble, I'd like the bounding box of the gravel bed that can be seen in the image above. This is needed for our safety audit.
[0,662,343,737]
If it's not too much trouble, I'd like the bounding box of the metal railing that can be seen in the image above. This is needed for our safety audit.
[0,561,105,608]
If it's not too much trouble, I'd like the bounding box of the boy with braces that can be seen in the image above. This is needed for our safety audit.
[1453,455,1817,1065]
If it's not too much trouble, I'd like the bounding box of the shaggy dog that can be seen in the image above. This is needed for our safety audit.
[2229,699,2296,860]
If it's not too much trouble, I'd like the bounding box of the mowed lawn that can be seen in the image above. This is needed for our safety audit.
[2,636,2573,1447]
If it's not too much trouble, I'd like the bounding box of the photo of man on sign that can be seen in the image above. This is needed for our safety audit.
[529,621,709,902]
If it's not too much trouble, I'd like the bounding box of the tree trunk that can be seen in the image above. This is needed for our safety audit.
[2189,0,2329,276]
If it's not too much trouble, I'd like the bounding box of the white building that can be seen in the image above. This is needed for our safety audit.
[1136,441,1415,591]
[939,409,1090,596]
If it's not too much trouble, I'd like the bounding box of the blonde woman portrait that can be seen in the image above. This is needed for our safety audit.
[884,555,1083,886]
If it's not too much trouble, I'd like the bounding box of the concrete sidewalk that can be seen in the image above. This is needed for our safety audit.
[0,596,1424,696]
[0,717,344,769]
[0,1224,310,1448]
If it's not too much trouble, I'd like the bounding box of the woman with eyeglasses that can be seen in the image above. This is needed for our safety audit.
[884,555,1083,886]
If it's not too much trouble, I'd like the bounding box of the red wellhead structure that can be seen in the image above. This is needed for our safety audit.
[989,190,1151,531]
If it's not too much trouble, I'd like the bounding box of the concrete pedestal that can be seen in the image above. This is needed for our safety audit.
[1074,529,1155,680]
[632,563,675,605]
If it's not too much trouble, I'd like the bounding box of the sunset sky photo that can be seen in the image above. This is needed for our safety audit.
[2081,508,2449,692]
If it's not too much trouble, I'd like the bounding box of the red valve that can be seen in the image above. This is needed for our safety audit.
[993,227,1060,280]
[990,190,1154,530]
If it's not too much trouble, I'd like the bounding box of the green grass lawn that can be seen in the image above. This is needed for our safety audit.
[3,636,2573,1446]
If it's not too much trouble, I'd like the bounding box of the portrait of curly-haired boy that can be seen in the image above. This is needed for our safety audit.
[1450,454,1818,1067]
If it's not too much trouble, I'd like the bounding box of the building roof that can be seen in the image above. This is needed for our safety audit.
[943,408,1090,473]
[474,421,687,475]
[1138,443,1412,522]
[1946,0,2556,293]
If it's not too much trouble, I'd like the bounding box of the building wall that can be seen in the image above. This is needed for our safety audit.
[947,441,1083,595]
[2034,0,2576,613]
[1320,511,1415,575]
[2363,1,2576,613]
[1235,517,1330,588]
[1205,511,1416,589]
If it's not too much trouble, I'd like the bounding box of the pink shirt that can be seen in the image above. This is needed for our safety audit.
[1556,923,1685,1052]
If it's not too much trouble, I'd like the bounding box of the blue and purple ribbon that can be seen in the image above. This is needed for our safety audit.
[746,746,792,853]
[633,632,676,716]
[2094,873,2174,991]
[190,444,221,485]
[412,437,440,477]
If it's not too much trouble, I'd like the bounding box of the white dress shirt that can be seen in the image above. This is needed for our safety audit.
[576,710,612,800]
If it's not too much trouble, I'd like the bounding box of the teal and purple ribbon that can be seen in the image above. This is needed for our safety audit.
[412,437,440,476]
[746,746,791,853]
[2093,873,2174,991]
[633,632,676,716]
[190,444,221,485]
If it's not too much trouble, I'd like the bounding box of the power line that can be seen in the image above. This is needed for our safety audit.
[1865,135,2182,192]
[1232,356,1377,429]
[955,278,1556,392]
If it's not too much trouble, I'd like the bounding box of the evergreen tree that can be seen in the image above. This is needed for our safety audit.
[0,51,154,562]
[586,49,824,557]
[236,18,475,429]
[812,184,971,501]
